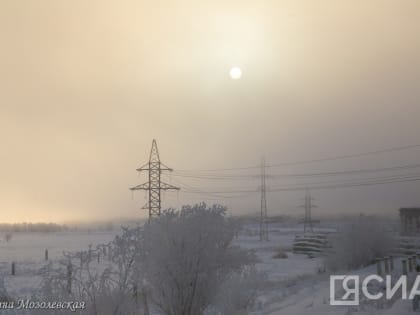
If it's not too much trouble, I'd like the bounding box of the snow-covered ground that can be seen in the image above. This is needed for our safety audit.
[0,231,117,262]
[0,231,117,298]
[0,225,416,314]
[236,224,415,315]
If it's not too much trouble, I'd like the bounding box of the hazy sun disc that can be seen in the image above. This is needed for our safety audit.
[229,67,242,80]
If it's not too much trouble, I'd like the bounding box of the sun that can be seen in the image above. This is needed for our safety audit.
[229,67,242,80]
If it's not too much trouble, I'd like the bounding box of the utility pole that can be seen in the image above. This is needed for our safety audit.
[300,189,317,233]
[259,157,269,241]
[130,140,179,218]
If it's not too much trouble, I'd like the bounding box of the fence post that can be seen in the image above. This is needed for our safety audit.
[11,262,15,275]
[384,257,390,274]
[390,255,394,271]
[413,255,417,269]
[45,249,49,261]
[409,257,413,272]
[414,263,420,311]
[402,259,408,275]
[376,258,383,276]
[133,283,138,307]
[67,263,72,294]
[142,286,150,315]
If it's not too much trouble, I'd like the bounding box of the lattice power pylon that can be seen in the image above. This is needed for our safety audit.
[130,140,179,218]
[259,157,269,241]
[300,189,317,233]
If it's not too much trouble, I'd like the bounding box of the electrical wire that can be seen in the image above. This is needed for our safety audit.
[175,143,420,172]
[173,163,420,181]
[180,174,420,194]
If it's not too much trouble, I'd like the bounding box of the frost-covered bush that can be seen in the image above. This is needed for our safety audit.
[273,248,288,259]
[33,227,145,315]
[34,203,259,315]
[0,277,12,304]
[142,203,257,315]
[207,267,265,315]
[325,218,395,271]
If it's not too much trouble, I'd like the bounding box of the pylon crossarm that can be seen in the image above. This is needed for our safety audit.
[130,182,150,190]
[159,162,173,171]
[160,182,181,190]
[136,162,150,172]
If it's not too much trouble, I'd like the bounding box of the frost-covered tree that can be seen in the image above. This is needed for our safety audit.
[142,203,257,315]
[325,217,395,271]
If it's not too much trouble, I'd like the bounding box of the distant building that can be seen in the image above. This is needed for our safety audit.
[399,208,420,235]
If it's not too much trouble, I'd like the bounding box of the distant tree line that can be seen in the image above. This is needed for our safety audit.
[0,222,70,232]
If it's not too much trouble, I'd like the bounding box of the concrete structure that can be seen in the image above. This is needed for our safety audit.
[399,208,420,235]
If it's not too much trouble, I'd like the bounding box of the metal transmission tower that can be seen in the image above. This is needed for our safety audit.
[130,140,179,218]
[300,189,317,233]
[259,157,269,241]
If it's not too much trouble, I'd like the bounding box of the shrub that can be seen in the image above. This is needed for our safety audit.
[142,203,257,315]
[325,218,395,271]
[273,249,288,259]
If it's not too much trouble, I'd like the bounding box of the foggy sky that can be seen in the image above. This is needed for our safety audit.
[1,0,419,223]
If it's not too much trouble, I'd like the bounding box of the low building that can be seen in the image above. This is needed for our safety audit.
[399,208,420,235]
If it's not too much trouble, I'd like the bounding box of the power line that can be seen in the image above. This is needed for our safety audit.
[270,173,420,188]
[165,175,251,199]
[177,174,420,197]
[273,177,420,192]
[270,163,420,178]
[180,174,420,194]
[176,180,255,199]
[175,143,420,173]
[172,163,420,180]
[268,144,420,168]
